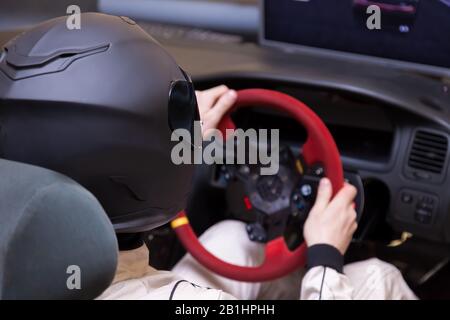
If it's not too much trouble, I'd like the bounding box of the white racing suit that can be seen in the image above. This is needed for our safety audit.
[98,220,417,300]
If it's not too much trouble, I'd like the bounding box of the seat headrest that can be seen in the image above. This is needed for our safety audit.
[0,159,118,299]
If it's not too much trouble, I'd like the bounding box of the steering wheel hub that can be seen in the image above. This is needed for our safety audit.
[257,175,283,201]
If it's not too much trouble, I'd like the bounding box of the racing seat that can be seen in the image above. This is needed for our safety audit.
[0,159,118,299]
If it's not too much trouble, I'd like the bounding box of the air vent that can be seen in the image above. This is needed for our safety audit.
[408,130,448,174]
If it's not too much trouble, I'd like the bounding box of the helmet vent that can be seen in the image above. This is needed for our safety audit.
[0,44,109,80]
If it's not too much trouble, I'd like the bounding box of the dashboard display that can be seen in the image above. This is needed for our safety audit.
[263,0,450,69]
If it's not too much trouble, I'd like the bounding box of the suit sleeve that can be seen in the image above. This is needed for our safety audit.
[300,244,354,300]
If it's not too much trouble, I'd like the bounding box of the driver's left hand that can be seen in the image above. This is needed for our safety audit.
[196,85,237,138]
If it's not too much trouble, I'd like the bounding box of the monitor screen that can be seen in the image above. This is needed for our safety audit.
[263,0,450,70]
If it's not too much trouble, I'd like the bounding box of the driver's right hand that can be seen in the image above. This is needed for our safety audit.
[303,178,358,256]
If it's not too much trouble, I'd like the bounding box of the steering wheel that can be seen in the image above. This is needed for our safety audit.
[171,89,344,282]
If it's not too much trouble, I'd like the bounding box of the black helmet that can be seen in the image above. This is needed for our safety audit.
[0,13,199,233]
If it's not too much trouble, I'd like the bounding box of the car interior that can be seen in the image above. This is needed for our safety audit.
[1,0,450,299]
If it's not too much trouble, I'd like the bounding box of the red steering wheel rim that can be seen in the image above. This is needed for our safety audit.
[172,89,344,282]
